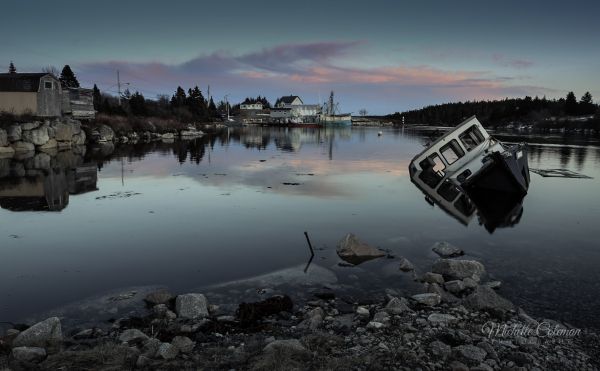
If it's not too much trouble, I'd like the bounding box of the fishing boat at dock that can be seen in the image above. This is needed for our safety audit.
[319,91,352,126]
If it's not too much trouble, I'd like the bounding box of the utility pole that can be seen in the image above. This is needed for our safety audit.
[117,70,122,106]
[224,94,230,121]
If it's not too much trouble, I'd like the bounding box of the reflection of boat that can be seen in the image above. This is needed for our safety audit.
[408,116,529,232]
[320,91,352,126]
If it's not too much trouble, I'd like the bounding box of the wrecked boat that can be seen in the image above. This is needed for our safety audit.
[409,116,530,231]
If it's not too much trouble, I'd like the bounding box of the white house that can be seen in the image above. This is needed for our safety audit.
[271,95,321,123]
[240,102,263,110]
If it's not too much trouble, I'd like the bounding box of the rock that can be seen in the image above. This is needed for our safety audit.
[485,281,502,290]
[444,280,466,294]
[427,313,458,325]
[119,329,149,344]
[336,233,386,265]
[432,259,485,281]
[462,277,478,289]
[452,344,487,365]
[175,293,209,319]
[38,138,57,149]
[11,346,46,363]
[385,296,412,314]
[13,317,62,349]
[411,293,441,306]
[98,125,115,141]
[429,340,451,360]
[236,295,293,324]
[356,306,370,316]
[373,311,390,326]
[53,122,74,141]
[156,342,179,360]
[144,289,174,305]
[161,132,175,139]
[449,360,470,371]
[7,125,22,142]
[398,257,414,272]
[22,126,49,146]
[432,241,464,258]
[20,122,40,131]
[72,132,86,146]
[11,141,35,152]
[0,129,7,146]
[0,145,15,156]
[180,129,204,137]
[421,272,445,285]
[463,286,514,315]
[367,321,385,330]
[300,307,324,330]
[263,339,307,354]
[171,336,195,353]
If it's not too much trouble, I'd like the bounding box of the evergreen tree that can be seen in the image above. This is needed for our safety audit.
[186,86,208,120]
[580,92,594,115]
[565,91,578,115]
[208,97,218,118]
[129,91,147,116]
[92,84,102,111]
[8,61,16,73]
[59,65,80,88]
[170,86,187,108]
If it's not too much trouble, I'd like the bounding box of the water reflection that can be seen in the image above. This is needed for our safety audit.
[0,150,97,212]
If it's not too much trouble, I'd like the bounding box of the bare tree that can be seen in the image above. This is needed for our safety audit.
[42,65,60,76]
[359,108,368,116]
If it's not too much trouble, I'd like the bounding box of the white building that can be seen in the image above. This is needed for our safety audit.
[271,95,320,123]
[240,102,263,110]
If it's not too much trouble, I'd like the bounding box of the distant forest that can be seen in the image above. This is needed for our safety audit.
[389,92,599,127]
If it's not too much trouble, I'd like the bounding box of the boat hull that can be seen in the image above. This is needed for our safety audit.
[320,114,352,126]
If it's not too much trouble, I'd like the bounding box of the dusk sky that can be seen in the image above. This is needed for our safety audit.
[2,0,599,114]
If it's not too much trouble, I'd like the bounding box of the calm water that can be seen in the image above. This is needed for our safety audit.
[1,127,600,329]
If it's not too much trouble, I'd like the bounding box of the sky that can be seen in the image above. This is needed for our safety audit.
[2,0,599,114]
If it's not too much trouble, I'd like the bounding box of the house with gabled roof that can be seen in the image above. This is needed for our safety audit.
[0,73,63,117]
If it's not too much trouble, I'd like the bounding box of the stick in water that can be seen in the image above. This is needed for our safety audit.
[304,231,315,257]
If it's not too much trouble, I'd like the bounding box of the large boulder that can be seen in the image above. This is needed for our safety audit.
[336,233,386,265]
[98,125,115,142]
[11,141,35,153]
[7,125,22,142]
[12,317,62,349]
[20,122,40,131]
[0,145,15,157]
[0,129,7,146]
[38,139,58,150]
[463,285,514,315]
[144,289,174,306]
[72,131,86,146]
[432,259,485,281]
[11,347,47,363]
[52,122,74,141]
[22,126,49,146]
[175,293,209,319]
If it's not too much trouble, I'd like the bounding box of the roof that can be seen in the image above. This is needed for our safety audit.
[278,95,302,104]
[0,73,55,92]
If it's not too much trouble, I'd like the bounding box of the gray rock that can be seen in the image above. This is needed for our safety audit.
[432,241,464,258]
[263,339,307,354]
[398,257,415,272]
[11,347,46,363]
[22,126,49,146]
[373,311,390,326]
[485,281,502,290]
[38,138,58,149]
[144,289,174,305]
[161,132,175,139]
[72,131,86,146]
[13,317,62,349]
[7,125,22,142]
[119,329,149,344]
[463,286,514,315]
[0,145,15,156]
[427,313,458,325]
[52,122,74,141]
[411,293,441,306]
[336,233,386,265]
[462,277,478,289]
[175,293,209,319]
[11,141,35,152]
[444,280,466,294]
[432,259,485,281]
[156,342,179,360]
[300,307,324,330]
[0,129,7,146]
[452,344,487,365]
[98,125,115,142]
[385,296,412,314]
[20,122,40,131]
[171,336,195,353]
[356,306,370,316]
[421,272,445,284]
[429,340,451,360]
[449,360,469,371]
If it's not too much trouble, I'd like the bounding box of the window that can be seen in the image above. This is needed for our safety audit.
[44,81,53,89]
[459,125,485,151]
[437,180,460,202]
[454,194,475,216]
[418,153,446,188]
[440,139,465,165]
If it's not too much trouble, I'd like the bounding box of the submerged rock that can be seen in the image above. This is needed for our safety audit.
[175,293,209,319]
[432,242,464,258]
[12,317,62,349]
[144,289,174,306]
[432,259,485,281]
[398,257,415,272]
[336,233,386,265]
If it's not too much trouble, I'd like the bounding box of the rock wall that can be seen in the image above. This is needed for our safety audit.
[0,119,87,158]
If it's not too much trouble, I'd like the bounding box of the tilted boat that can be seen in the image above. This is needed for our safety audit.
[408,116,530,231]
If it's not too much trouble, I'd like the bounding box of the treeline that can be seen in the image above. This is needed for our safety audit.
[390,92,599,127]
[93,85,223,122]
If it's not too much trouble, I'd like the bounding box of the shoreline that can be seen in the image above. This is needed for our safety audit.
[2,248,598,370]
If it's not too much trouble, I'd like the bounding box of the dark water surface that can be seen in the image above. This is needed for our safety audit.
[1,127,599,329]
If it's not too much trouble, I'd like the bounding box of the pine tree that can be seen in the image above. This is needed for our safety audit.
[8,61,16,73]
[92,84,102,111]
[580,92,594,115]
[170,86,187,108]
[208,97,218,118]
[129,91,147,116]
[59,65,80,88]
[565,91,578,115]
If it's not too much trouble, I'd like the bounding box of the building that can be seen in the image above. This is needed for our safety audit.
[0,73,62,117]
[271,95,321,123]
[276,95,303,108]
[61,87,95,119]
[240,102,263,110]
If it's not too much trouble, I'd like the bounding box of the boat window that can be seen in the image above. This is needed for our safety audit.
[459,125,485,151]
[418,153,445,188]
[437,180,460,202]
[454,194,475,216]
[440,140,465,165]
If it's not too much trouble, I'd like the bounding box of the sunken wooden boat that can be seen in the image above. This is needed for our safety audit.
[408,116,530,229]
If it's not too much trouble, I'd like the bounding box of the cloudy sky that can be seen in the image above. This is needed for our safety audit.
[2,0,599,113]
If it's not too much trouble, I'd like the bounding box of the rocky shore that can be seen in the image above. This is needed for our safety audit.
[1,236,598,371]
